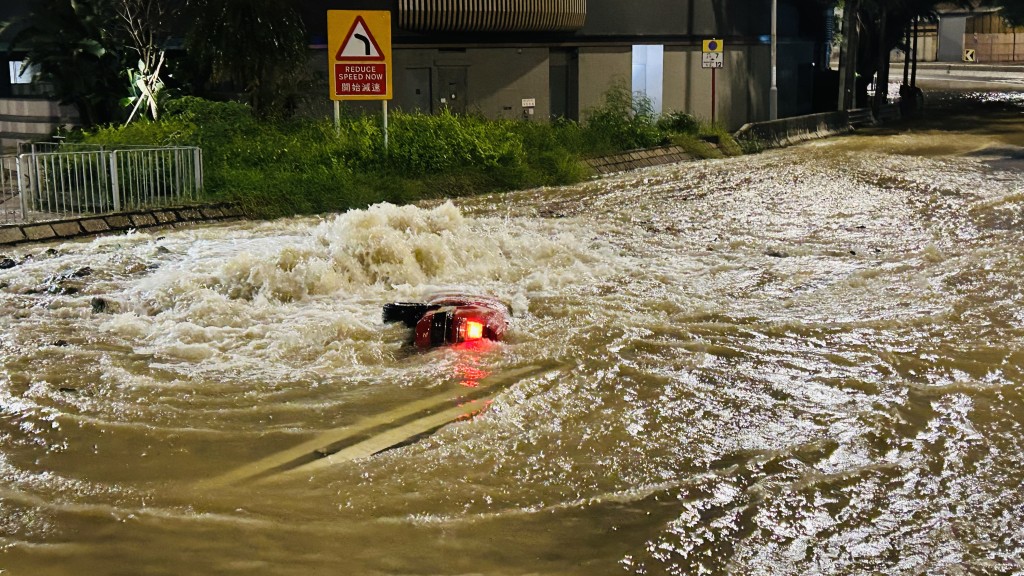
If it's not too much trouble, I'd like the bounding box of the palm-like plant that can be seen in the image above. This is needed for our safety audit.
[115,0,177,122]
[2,0,124,125]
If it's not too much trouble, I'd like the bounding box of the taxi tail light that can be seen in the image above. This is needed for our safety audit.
[464,320,485,341]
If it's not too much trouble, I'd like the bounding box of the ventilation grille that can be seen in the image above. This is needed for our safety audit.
[398,0,587,33]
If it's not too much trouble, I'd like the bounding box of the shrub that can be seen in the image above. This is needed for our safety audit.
[582,80,664,153]
[657,111,700,134]
[375,111,527,175]
[74,91,746,219]
[697,122,744,157]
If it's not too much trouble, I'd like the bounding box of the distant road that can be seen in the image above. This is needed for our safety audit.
[909,62,1024,90]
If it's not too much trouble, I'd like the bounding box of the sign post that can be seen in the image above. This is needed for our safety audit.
[702,39,724,125]
[328,10,393,147]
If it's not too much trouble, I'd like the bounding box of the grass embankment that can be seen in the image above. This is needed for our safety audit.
[78,88,742,219]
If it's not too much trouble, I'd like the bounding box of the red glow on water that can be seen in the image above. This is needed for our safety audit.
[456,363,489,388]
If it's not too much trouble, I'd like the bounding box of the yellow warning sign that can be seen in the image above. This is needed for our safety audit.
[328,10,393,100]
[963,48,976,63]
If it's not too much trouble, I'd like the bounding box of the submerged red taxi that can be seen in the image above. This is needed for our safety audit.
[383,294,510,348]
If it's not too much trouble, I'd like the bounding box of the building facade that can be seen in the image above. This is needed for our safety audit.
[1,0,834,149]
[301,0,833,128]
[892,5,1024,64]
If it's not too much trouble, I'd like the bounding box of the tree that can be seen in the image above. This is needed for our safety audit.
[113,0,178,121]
[842,0,1009,112]
[183,0,309,115]
[980,0,1024,26]
[1,0,124,125]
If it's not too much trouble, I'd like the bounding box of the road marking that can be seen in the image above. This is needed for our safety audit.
[199,363,561,488]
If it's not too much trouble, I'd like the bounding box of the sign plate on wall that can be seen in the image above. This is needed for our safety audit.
[702,39,724,53]
[702,52,724,69]
[328,10,393,100]
[702,38,724,69]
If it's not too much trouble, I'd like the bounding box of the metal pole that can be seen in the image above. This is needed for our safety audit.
[838,0,859,110]
[334,100,341,135]
[873,5,888,116]
[911,17,919,88]
[195,148,204,196]
[770,0,779,120]
[16,155,27,220]
[904,24,911,85]
[711,67,717,125]
[383,100,389,151]
[110,151,121,212]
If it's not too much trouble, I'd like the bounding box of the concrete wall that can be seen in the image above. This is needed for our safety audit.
[335,42,775,131]
[967,33,1024,63]
[664,45,770,130]
[574,0,770,39]
[577,47,632,116]
[898,30,1020,64]
[330,47,551,120]
[0,98,79,152]
[465,48,549,120]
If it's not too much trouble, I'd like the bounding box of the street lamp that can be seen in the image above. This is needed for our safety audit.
[770,0,778,120]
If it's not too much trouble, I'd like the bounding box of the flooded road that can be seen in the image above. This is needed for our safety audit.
[2,92,1024,575]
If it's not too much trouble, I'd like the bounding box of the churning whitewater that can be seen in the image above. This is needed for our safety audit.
[2,101,1024,574]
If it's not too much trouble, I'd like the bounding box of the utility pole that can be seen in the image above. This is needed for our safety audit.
[770,0,778,120]
[873,5,889,116]
[903,23,911,86]
[837,0,859,110]
[911,17,919,88]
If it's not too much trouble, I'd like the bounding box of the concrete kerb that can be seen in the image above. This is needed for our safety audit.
[915,61,1024,78]
[0,202,246,247]
[586,145,698,176]
[734,111,855,150]
[587,107,904,177]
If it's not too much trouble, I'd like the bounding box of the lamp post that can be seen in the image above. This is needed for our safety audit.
[770,0,778,120]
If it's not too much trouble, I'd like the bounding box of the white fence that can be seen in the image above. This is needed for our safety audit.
[110,147,204,211]
[1,155,23,225]
[0,145,203,223]
[23,150,112,216]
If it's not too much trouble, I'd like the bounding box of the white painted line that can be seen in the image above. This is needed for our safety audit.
[199,363,561,488]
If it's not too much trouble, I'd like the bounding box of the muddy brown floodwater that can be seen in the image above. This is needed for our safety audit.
[2,91,1023,575]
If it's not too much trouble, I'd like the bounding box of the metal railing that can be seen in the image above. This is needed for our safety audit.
[110,147,202,211]
[0,145,203,224]
[1,154,24,224]
[17,141,103,155]
[23,150,112,215]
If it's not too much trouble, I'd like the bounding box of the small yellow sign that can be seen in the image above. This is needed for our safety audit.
[328,10,393,101]
[963,48,976,63]
[703,39,724,53]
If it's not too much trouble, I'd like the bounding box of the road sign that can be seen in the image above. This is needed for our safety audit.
[336,16,386,61]
[702,52,724,69]
[702,39,725,123]
[963,49,976,63]
[328,10,392,100]
[703,39,724,53]
[702,38,724,69]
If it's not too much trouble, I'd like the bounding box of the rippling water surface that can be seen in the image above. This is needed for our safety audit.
[2,93,1023,575]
